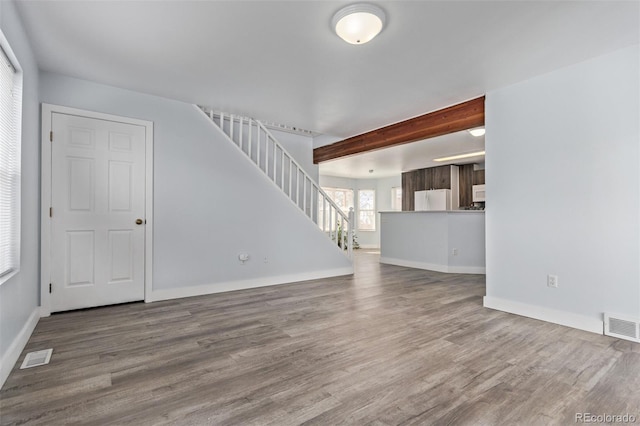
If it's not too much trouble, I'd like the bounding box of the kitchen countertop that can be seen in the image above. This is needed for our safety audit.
[379,210,485,214]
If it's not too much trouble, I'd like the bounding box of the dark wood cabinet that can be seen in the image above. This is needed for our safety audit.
[458,165,485,207]
[402,164,484,210]
[401,165,454,210]
[473,169,485,186]
[458,164,475,208]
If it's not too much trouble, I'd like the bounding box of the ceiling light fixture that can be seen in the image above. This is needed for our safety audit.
[468,128,486,137]
[332,3,386,45]
[433,151,486,162]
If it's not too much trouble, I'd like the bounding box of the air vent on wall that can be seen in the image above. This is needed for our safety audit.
[604,313,640,343]
[20,349,53,369]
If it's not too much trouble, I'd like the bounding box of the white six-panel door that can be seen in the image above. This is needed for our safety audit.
[50,112,146,312]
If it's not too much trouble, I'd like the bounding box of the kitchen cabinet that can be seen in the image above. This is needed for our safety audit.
[401,165,459,210]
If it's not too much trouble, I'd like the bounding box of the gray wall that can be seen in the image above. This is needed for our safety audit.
[485,45,640,323]
[312,134,340,150]
[39,72,351,292]
[0,0,40,371]
[380,211,485,273]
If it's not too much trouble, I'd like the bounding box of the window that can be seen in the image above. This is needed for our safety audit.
[358,189,375,231]
[391,187,402,211]
[319,187,354,230]
[0,39,22,284]
[321,187,354,214]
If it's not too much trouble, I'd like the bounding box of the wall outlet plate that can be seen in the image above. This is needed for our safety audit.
[547,274,558,288]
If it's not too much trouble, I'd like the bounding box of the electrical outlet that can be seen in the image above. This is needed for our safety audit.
[547,274,558,288]
[452,248,458,256]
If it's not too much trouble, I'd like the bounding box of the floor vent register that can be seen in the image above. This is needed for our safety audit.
[20,349,53,369]
[604,314,640,343]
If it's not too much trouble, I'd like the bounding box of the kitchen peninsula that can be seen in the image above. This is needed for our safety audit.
[379,210,485,274]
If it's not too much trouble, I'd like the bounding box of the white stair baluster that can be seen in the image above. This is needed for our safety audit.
[265,130,269,177]
[239,117,244,151]
[257,127,261,169]
[348,208,354,258]
[303,176,307,217]
[281,150,285,189]
[330,205,335,244]
[297,169,302,208]
[248,120,253,162]
[273,137,277,182]
[289,158,293,199]
[199,107,351,258]
[322,197,326,232]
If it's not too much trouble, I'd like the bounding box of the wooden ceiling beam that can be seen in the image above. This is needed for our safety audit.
[313,96,485,164]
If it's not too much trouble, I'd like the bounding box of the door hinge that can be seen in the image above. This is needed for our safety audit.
[49,131,53,142]
[49,207,52,217]
[49,283,52,293]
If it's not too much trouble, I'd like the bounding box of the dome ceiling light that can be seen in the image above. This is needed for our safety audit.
[468,127,486,137]
[332,3,386,45]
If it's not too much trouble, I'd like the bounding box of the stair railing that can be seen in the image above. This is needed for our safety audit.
[201,108,353,257]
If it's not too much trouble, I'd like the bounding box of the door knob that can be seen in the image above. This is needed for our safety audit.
[136,219,144,225]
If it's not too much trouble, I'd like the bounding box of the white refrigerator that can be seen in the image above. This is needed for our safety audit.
[414,189,451,211]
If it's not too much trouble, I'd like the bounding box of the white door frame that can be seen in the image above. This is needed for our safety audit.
[40,103,154,316]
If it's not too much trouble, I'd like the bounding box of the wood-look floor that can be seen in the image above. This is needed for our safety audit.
[1,251,639,425]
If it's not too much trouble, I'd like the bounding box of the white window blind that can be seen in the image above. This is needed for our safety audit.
[0,42,21,282]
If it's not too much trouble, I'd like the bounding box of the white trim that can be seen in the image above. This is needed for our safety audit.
[358,244,380,249]
[144,124,154,303]
[40,106,52,316]
[149,267,354,302]
[40,104,154,315]
[0,308,40,390]
[483,296,604,335]
[380,256,486,274]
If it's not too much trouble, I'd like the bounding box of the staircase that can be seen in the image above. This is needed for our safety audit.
[199,107,354,258]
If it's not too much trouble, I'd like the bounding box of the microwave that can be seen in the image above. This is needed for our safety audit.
[472,184,486,202]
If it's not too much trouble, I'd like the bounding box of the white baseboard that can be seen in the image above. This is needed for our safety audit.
[483,296,603,335]
[358,245,379,250]
[379,257,486,274]
[0,308,41,390]
[149,267,354,302]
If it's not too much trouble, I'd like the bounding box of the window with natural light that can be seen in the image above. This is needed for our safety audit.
[358,189,375,231]
[0,40,22,284]
[321,187,354,214]
[391,187,402,211]
[319,187,353,230]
